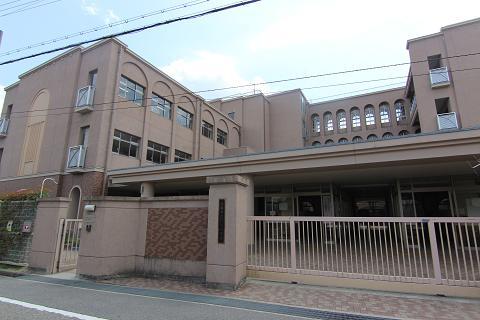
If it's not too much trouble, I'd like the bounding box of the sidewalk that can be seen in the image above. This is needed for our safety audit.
[99,277,480,320]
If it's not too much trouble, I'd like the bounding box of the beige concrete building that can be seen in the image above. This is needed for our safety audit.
[1,18,480,296]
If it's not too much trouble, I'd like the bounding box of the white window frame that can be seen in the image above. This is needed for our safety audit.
[151,94,172,119]
[146,141,169,164]
[112,130,140,158]
[176,107,193,129]
[202,121,214,139]
[119,76,144,106]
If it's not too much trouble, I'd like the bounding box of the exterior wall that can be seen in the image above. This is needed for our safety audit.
[77,196,209,278]
[307,88,418,145]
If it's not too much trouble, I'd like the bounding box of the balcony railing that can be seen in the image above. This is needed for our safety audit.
[437,112,458,130]
[429,66,450,87]
[75,86,95,113]
[67,145,87,169]
[410,96,417,116]
[0,117,9,136]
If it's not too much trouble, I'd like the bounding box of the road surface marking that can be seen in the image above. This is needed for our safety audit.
[0,296,108,320]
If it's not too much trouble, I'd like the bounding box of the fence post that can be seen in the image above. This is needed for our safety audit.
[289,217,296,271]
[427,220,442,284]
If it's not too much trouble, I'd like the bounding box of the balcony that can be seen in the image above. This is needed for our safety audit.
[0,118,9,137]
[437,112,458,130]
[66,145,87,171]
[75,86,95,113]
[410,96,417,116]
[429,66,450,88]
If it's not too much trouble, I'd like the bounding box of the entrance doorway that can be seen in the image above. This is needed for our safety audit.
[402,190,453,217]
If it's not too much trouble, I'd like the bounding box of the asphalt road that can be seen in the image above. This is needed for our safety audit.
[0,275,307,320]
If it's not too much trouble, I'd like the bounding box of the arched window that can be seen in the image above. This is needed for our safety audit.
[337,110,347,130]
[395,100,406,122]
[338,138,348,144]
[367,134,378,141]
[312,141,321,146]
[351,107,361,129]
[324,112,334,132]
[352,136,363,143]
[379,102,390,124]
[311,114,321,133]
[399,130,409,136]
[365,105,375,126]
[325,139,334,145]
[382,132,393,139]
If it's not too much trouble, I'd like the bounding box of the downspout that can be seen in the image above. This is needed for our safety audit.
[102,44,123,195]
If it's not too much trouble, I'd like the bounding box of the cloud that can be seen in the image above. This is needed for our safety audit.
[81,0,99,16]
[104,9,120,24]
[162,51,269,95]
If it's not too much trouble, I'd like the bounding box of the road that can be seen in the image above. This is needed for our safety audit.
[0,275,317,320]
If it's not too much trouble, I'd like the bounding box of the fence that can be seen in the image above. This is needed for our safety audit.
[57,219,83,272]
[0,200,37,265]
[247,216,480,287]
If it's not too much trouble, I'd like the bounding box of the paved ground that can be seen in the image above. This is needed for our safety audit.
[99,276,480,320]
[0,275,387,320]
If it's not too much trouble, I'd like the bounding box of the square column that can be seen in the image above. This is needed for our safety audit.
[206,175,254,290]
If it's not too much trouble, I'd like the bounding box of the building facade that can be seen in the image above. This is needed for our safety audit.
[1,18,480,296]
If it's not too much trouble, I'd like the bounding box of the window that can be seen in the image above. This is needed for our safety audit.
[399,130,409,136]
[337,110,347,130]
[367,134,378,141]
[428,54,442,70]
[312,114,320,133]
[80,126,89,146]
[174,149,192,162]
[201,121,213,139]
[119,76,144,106]
[379,103,390,124]
[338,137,348,144]
[228,112,235,120]
[312,141,321,146]
[89,70,98,87]
[112,130,140,158]
[146,141,169,164]
[325,139,334,145]
[395,100,406,122]
[151,94,172,119]
[365,105,375,126]
[352,136,363,143]
[217,128,228,146]
[324,112,333,132]
[176,107,193,129]
[382,132,393,139]
[351,108,361,129]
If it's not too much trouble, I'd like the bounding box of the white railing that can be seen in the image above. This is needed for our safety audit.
[437,112,458,130]
[430,66,450,87]
[58,219,82,271]
[67,145,86,169]
[0,117,9,135]
[410,96,417,116]
[247,216,480,287]
[75,86,95,108]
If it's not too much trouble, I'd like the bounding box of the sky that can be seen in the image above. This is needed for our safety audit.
[1,0,480,111]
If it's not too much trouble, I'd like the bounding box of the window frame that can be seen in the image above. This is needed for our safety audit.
[118,75,144,106]
[379,104,390,124]
[174,149,192,162]
[217,128,228,146]
[176,107,193,129]
[201,121,214,139]
[337,111,347,130]
[151,93,172,119]
[112,129,140,158]
[146,140,169,164]
[365,106,376,126]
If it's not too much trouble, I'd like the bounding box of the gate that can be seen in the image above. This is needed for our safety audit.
[57,219,82,272]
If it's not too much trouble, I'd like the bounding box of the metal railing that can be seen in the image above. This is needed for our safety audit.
[75,86,95,108]
[66,145,86,169]
[58,219,82,272]
[430,66,450,87]
[247,216,480,287]
[0,117,9,135]
[410,96,417,116]
[437,112,458,130]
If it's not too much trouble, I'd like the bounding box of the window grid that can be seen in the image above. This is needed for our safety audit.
[365,107,375,126]
[119,76,144,106]
[112,130,140,158]
[174,149,192,162]
[380,104,390,124]
[352,111,361,128]
[312,115,321,133]
[324,113,334,132]
[217,128,228,146]
[337,111,347,130]
[202,121,214,139]
[395,102,407,122]
[151,94,172,119]
[146,141,169,164]
[176,107,193,129]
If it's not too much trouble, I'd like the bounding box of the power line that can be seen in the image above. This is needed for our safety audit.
[0,0,48,12]
[0,0,211,57]
[4,65,480,119]
[0,0,262,65]
[0,1,24,7]
[0,0,62,17]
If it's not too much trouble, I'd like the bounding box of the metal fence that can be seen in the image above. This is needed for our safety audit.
[247,216,480,287]
[0,200,37,265]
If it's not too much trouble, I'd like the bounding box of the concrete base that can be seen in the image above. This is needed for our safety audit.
[137,257,206,278]
[247,270,480,299]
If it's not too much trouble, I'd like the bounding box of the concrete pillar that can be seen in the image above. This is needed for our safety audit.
[29,198,71,273]
[140,182,155,197]
[205,175,254,290]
